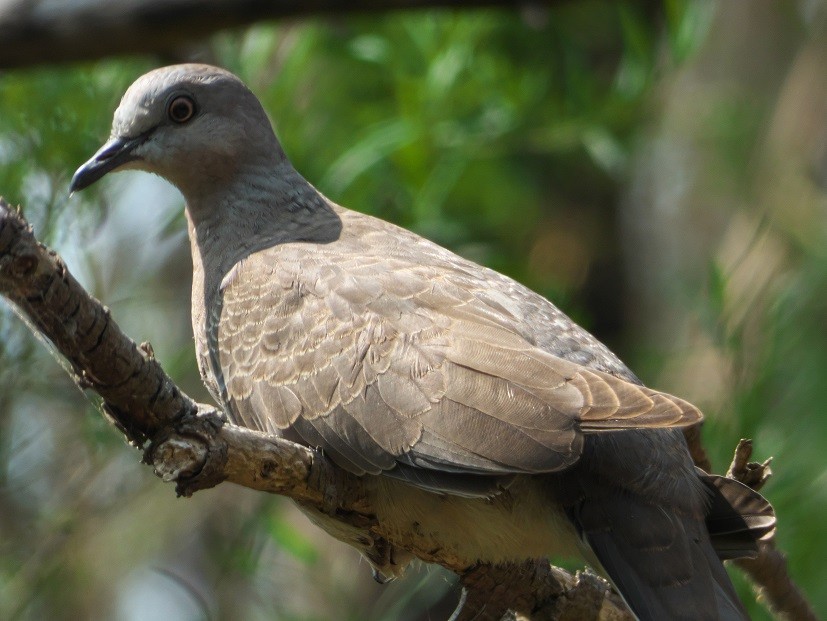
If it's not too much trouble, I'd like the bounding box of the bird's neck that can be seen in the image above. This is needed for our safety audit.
[185,160,342,299]
[188,162,331,259]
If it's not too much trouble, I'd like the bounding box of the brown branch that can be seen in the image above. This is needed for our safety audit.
[455,562,634,621]
[0,196,810,620]
[683,432,818,620]
[727,438,773,491]
[0,0,571,70]
[725,440,819,621]
[0,195,634,618]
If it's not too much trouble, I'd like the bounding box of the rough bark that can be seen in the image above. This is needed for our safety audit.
[0,197,814,620]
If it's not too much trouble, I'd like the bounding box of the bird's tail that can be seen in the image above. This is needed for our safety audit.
[700,470,776,560]
[558,435,775,620]
[577,490,752,621]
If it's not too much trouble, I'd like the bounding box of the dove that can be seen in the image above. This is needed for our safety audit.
[71,64,773,620]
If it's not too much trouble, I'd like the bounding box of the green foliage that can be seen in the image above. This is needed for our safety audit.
[263,512,319,565]
[215,7,663,286]
[1,2,823,620]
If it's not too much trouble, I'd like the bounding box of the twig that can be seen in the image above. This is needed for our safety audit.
[0,0,570,70]
[726,440,819,621]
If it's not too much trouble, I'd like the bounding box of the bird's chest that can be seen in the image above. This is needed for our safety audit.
[199,263,342,431]
[187,297,224,420]
[198,299,228,408]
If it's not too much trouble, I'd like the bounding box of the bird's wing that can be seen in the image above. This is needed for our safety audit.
[215,242,701,488]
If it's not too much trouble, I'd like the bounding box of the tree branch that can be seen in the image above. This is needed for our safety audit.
[0,195,631,618]
[0,196,811,619]
[0,0,572,70]
[726,440,819,621]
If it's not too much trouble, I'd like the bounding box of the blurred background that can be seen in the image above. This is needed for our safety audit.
[0,0,825,619]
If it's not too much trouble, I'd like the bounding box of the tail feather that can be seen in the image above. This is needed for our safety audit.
[555,430,764,621]
[578,493,750,621]
[702,471,776,560]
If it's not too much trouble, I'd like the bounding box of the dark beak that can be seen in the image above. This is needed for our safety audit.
[69,135,145,193]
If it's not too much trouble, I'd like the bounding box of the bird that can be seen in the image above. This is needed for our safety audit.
[70,64,774,620]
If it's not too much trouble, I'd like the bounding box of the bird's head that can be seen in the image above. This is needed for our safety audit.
[70,64,284,199]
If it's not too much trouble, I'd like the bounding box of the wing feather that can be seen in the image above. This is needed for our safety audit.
[214,242,703,494]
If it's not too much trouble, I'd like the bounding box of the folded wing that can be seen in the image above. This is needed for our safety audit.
[216,244,702,494]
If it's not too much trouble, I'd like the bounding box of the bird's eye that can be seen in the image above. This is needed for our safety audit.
[167,96,196,123]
